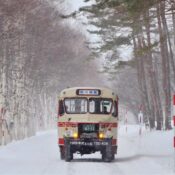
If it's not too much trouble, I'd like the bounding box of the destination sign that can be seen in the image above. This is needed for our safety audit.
[77,89,101,96]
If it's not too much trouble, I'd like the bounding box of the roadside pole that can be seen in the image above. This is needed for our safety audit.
[173,95,175,171]
[2,119,5,145]
[125,110,128,133]
[138,111,143,136]
[0,108,6,145]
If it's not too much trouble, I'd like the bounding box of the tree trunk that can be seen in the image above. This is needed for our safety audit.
[144,9,163,130]
[157,2,172,130]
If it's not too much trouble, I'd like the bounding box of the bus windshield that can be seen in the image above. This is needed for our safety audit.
[64,98,113,114]
[89,98,112,114]
[65,98,88,114]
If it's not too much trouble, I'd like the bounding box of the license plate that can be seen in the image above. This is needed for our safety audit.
[70,141,108,146]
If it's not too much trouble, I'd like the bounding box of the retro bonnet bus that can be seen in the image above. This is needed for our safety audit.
[57,87,118,162]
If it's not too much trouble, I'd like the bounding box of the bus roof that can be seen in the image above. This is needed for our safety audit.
[59,87,117,99]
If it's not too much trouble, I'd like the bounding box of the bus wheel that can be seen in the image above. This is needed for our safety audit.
[60,146,65,160]
[102,151,106,161]
[65,140,73,162]
[111,153,115,160]
[102,152,112,162]
[102,142,113,162]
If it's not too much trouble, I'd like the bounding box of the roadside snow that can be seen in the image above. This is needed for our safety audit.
[118,125,174,175]
[0,125,174,175]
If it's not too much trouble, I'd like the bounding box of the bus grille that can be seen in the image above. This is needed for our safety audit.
[78,123,99,139]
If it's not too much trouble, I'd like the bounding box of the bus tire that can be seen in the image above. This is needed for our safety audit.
[102,140,113,162]
[65,139,73,162]
[102,152,112,162]
[111,153,115,161]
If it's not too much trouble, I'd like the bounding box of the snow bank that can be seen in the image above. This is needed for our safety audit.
[118,124,174,175]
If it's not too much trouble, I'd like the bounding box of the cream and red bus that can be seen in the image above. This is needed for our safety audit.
[57,87,118,162]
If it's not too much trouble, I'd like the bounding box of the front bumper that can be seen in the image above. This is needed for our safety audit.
[63,138,117,155]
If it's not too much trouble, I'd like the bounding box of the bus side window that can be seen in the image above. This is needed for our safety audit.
[58,100,64,116]
[112,101,118,117]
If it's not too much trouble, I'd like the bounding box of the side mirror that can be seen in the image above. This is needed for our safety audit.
[112,101,118,118]
[58,100,64,117]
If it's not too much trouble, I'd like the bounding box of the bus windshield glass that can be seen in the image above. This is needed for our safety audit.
[65,98,88,114]
[89,98,112,114]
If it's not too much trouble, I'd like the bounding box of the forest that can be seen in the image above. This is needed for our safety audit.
[75,0,175,130]
[0,0,175,145]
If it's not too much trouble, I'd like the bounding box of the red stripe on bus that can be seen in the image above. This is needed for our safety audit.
[58,122,117,127]
[58,123,65,127]
[101,123,118,127]
[58,138,64,145]
[58,122,78,127]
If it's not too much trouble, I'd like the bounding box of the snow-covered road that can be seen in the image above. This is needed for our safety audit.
[0,125,174,175]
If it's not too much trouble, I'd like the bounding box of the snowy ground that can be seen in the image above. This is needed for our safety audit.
[0,124,174,175]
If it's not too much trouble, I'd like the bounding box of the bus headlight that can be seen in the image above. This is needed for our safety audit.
[99,133,105,139]
[73,132,78,139]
